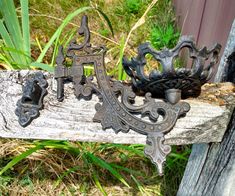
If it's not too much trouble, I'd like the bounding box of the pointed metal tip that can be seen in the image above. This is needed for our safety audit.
[156,162,164,176]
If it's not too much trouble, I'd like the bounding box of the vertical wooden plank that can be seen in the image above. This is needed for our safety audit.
[197,0,235,48]
[173,0,206,43]
[215,20,235,82]
[177,114,235,196]
[177,18,235,196]
[173,0,235,79]
[197,0,235,79]
[173,0,206,68]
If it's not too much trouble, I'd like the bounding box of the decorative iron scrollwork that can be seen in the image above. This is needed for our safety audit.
[54,15,193,175]
[15,15,221,175]
[15,72,48,127]
[123,37,221,98]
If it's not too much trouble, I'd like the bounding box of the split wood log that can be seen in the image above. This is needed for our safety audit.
[0,70,234,145]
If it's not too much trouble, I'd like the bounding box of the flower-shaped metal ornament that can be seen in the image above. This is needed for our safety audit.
[123,37,221,99]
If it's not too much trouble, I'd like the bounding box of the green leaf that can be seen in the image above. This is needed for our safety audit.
[96,8,114,37]
[92,171,107,196]
[86,152,130,187]
[0,145,44,176]
[49,28,77,67]
[0,20,23,65]
[131,174,152,196]
[0,0,26,64]
[0,53,14,69]
[100,143,144,157]
[20,0,30,59]
[33,140,81,155]
[30,62,54,72]
[110,163,144,176]
[118,36,127,80]
[54,165,81,188]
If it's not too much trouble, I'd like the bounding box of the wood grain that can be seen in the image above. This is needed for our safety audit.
[177,113,235,196]
[178,20,235,196]
[0,70,234,145]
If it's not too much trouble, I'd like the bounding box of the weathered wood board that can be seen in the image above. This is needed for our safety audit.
[177,116,235,196]
[177,19,235,196]
[0,70,234,145]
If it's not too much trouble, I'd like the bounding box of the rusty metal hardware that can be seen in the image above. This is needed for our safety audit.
[54,15,193,175]
[123,38,221,99]
[15,72,48,127]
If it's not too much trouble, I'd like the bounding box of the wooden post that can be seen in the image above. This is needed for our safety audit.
[177,20,235,196]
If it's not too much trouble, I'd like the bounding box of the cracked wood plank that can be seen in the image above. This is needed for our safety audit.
[0,70,234,145]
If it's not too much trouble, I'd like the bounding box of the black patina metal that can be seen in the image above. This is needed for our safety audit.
[123,38,221,99]
[15,72,48,127]
[15,15,221,175]
[54,15,192,175]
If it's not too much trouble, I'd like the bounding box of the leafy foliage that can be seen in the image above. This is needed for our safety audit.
[0,0,30,69]
[150,24,180,50]
[0,0,113,72]
[125,0,143,14]
[0,139,190,195]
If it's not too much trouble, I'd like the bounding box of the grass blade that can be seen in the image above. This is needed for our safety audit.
[118,36,127,80]
[0,53,14,69]
[168,152,188,161]
[20,0,30,59]
[0,145,44,176]
[99,143,144,157]
[86,152,130,188]
[50,28,77,67]
[33,140,81,155]
[96,8,114,37]
[110,163,144,176]
[0,20,23,65]
[84,65,94,76]
[92,171,107,196]
[30,62,54,72]
[54,165,81,188]
[0,0,25,65]
[131,174,151,196]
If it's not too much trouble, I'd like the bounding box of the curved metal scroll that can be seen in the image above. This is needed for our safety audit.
[54,15,190,175]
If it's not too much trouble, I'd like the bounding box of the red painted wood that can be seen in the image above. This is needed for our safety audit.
[173,0,235,79]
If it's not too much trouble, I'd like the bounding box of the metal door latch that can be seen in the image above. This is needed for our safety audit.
[15,72,48,127]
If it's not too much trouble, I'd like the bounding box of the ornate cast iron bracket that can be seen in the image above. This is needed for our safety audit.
[15,15,221,175]
[54,15,198,175]
[15,72,48,127]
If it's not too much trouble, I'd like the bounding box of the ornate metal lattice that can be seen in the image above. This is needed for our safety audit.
[123,37,221,98]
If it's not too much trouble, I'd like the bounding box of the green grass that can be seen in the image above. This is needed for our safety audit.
[0,0,113,72]
[0,139,190,195]
[125,0,143,14]
[0,0,30,69]
[150,24,180,50]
